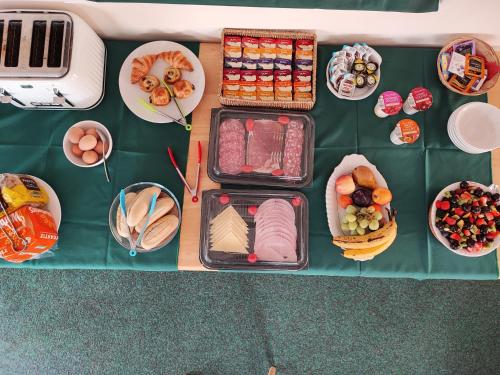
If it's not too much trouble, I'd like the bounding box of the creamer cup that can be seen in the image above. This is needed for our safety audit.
[390,119,420,145]
[374,91,403,118]
[403,87,433,115]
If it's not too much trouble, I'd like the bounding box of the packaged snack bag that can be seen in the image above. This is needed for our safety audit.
[0,174,48,216]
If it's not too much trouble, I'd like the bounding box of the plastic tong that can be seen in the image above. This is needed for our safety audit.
[168,141,202,203]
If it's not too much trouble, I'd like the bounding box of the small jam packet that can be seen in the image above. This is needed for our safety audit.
[440,52,451,80]
[274,70,292,82]
[453,40,476,56]
[276,48,292,59]
[293,70,312,82]
[223,89,239,98]
[257,91,274,101]
[260,48,277,59]
[239,81,257,92]
[295,50,313,60]
[276,38,293,50]
[240,70,257,82]
[223,68,241,81]
[242,37,259,49]
[294,92,313,101]
[293,81,312,93]
[224,57,242,69]
[259,38,276,49]
[275,91,293,101]
[257,58,274,70]
[224,46,242,58]
[465,54,485,78]
[222,80,240,91]
[243,47,260,59]
[471,69,488,91]
[256,70,274,82]
[449,74,477,92]
[274,58,292,70]
[239,90,257,100]
[256,81,273,92]
[241,57,258,70]
[338,73,356,97]
[295,59,313,71]
[224,36,241,47]
[274,81,293,93]
[391,119,420,145]
[296,39,314,51]
[448,52,466,77]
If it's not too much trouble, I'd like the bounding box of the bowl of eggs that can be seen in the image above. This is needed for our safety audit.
[63,120,113,167]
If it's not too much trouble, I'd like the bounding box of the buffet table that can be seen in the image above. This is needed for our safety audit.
[0,40,499,279]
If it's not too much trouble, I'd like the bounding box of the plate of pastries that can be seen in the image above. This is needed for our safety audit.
[119,41,206,123]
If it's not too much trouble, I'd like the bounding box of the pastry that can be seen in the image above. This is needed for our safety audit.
[164,67,182,84]
[172,80,194,99]
[149,87,171,106]
[139,75,160,92]
[158,51,194,71]
[131,54,157,84]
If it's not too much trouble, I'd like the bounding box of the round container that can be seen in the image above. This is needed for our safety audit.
[109,182,181,253]
[437,37,499,96]
[374,91,403,118]
[403,87,433,115]
[429,181,499,257]
[63,120,113,168]
[390,119,420,145]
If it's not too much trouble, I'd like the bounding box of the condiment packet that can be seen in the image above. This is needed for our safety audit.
[274,58,292,70]
[276,48,292,59]
[239,90,257,100]
[275,81,293,93]
[256,70,274,82]
[274,70,292,82]
[240,70,257,82]
[296,50,313,60]
[296,39,314,51]
[390,119,420,145]
[330,70,344,90]
[294,92,312,101]
[257,58,274,70]
[242,58,257,70]
[465,54,485,78]
[453,40,476,56]
[260,48,277,59]
[224,36,241,47]
[223,68,241,81]
[223,80,240,91]
[471,69,488,91]
[259,38,276,49]
[223,89,240,99]
[275,91,293,101]
[293,70,312,82]
[239,81,257,92]
[257,91,274,101]
[256,81,274,92]
[293,81,312,93]
[374,91,403,117]
[353,43,366,59]
[448,52,466,77]
[449,74,477,92]
[440,52,451,80]
[224,57,242,69]
[276,38,293,50]
[224,46,242,58]
[338,73,356,97]
[242,37,259,49]
[295,59,313,71]
[243,47,260,59]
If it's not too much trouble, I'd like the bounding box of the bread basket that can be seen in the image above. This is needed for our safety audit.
[437,37,499,96]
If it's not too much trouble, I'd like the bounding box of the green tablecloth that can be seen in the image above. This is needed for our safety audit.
[0,41,198,271]
[96,0,439,12]
[0,41,498,279]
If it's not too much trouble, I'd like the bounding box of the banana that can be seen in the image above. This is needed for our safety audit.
[342,223,397,261]
[332,216,396,249]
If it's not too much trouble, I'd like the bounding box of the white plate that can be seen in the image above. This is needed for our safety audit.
[429,181,499,257]
[454,102,500,151]
[118,41,205,124]
[326,49,382,101]
[31,176,62,229]
[447,107,486,153]
[325,154,391,237]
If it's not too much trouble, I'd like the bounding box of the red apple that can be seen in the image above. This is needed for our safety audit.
[335,175,356,195]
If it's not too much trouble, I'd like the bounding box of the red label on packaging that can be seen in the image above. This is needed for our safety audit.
[275,38,293,49]
[259,37,276,48]
[409,87,433,111]
[242,37,259,48]
[274,70,292,82]
[256,70,274,82]
[224,36,241,46]
[293,70,312,82]
[295,39,314,50]
[223,68,241,81]
[240,70,257,81]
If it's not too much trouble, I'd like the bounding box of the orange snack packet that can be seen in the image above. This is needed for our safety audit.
[0,206,58,263]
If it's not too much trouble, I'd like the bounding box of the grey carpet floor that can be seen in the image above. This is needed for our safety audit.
[0,269,498,375]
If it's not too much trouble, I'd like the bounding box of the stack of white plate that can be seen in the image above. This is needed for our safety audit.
[447,102,500,154]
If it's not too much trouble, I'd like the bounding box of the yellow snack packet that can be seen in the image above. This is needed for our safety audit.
[0,174,48,215]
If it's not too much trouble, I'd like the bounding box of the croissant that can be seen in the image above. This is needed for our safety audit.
[158,51,194,71]
[149,87,171,106]
[131,54,157,84]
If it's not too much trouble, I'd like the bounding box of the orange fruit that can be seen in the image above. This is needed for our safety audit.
[372,188,392,205]
[338,195,353,209]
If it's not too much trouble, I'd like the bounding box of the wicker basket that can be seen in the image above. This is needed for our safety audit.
[437,37,499,96]
[219,28,317,111]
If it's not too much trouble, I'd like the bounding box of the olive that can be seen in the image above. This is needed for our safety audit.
[476,234,486,243]
[466,239,476,247]
[449,240,459,249]
[436,221,445,230]
[460,181,469,189]
[492,193,500,202]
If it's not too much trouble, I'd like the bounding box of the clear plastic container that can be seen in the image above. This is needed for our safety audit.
[208,108,315,188]
[199,189,309,271]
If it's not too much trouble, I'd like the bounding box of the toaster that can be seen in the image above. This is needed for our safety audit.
[0,9,106,110]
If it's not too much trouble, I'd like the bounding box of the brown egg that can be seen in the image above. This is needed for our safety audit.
[94,140,110,155]
[79,135,97,151]
[67,127,85,144]
[82,150,99,165]
[85,127,98,137]
[71,144,84,157]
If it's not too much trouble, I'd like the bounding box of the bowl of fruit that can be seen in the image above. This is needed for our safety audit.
[325,154,397,261]
[429,181,500,257]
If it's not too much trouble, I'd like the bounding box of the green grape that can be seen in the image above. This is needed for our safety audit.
[345,205,357,214]
[346,214,357,223]
[369,219,380,231]
[350,230,357,235]
[360,207,367,214]
[359,219,369,229]
[374,211,383,220]
[348,221,358,230]
[342,215,349,224]
[367,206,376,214]
[356,226,366,235]
[341,223,350,232]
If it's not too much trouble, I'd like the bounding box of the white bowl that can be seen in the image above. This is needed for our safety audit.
[63,120,113,168]
[326,48,382,101]
[429,181,499,257]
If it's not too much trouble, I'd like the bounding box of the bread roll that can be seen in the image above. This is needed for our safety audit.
[140,214,179,250]
[126,186,161,228]
[134,197,175,233]
[116,192,138,237]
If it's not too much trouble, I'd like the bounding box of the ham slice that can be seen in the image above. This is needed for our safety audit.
[247,120,284,173]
